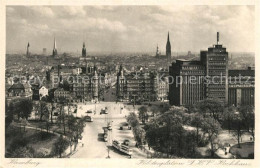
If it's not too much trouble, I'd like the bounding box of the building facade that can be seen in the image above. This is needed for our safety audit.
[7,82,33,103]
[116,65,158,103]
[169,60,205,106]
[154,69,169,101]
[200,32,228,103]
[39,86,49,100]
[54,88,74,103]
[228,67,255,106]
[169,32,254,107]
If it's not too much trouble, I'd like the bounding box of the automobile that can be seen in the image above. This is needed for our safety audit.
[100,108,108,115]
[107,122,112,130]
[123,139,130,146]
[103,127,108,134]
[103,133,108,142]
[85,116,93,122]
[86,110,93,114]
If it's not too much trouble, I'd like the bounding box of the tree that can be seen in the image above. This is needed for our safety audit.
[201,117,222,157]
[232,111,245,148]
[57,105,67,135]
[52,135,69,158]
[159,103,171,114]
[70,118,86,151]
[67,115,76,131]
[239,106,254,132]
[127,112,139,127]
[5,101,14,128]
[190,113,204,145]
[138,106,148,124]
[14,98,33,120]
[223,106,236,133]
[145,109,190,157]
[197,99,224,120]
[38,101,49,121]
[50,102,55,123]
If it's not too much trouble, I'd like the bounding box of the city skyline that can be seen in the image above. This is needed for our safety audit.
[6,6,254,54]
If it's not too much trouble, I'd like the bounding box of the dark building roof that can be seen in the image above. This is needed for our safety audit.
[228,69,255,77]
[8,83,31,90]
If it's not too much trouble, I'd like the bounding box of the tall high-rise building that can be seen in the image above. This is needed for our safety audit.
[82,42,87,57]
[26,42,30,56]
[52,37,58,57]
[169,32,240,106]
[200,32,229,103]
[166,32,171,63]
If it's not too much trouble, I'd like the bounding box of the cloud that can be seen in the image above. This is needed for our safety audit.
[60,6,86,17]
[6,6,255,53]
[31,6,55,18]
[59,17,127,32]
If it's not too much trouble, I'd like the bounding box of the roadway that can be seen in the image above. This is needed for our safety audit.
[70,102,147,158]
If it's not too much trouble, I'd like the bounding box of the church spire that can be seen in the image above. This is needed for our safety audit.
[26,42,30,56]
[52,37,58,57]
[54,37,57,49]
[167,31,170,42]
[82,42,87,57]
[166,31,171,60]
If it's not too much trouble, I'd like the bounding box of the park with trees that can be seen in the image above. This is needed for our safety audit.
[5,97,87,158]
[128,99,255,158]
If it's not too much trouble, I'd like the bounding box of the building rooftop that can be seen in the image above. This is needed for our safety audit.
[228,69,255,77]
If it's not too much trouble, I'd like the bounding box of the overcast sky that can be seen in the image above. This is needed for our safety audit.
[6,6,254,54]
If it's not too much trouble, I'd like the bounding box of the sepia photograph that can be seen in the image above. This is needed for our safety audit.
[1,1,259,167]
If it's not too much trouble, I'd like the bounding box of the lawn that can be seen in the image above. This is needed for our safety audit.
[5,124,59,158]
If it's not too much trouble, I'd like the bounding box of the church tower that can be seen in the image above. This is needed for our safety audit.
[82,42,87,57]
[26,42,30,56]
[92,70,99,101]
[166,32,171,62]
[52,37,58,57]
[156,44,160,57]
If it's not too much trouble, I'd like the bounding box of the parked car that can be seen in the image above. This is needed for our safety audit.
[103,133,108,142]
[86,110,92,114]
[85,116,93,122]
[107,122,112,130]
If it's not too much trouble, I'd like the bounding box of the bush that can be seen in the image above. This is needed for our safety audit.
[8,146,36,158]
[8,137,29,153]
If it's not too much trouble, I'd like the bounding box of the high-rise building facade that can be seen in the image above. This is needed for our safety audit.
[200,32,229,103]
[169,32,254,107]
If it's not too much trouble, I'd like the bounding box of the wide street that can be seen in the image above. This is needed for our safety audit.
[70,102,147,159]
